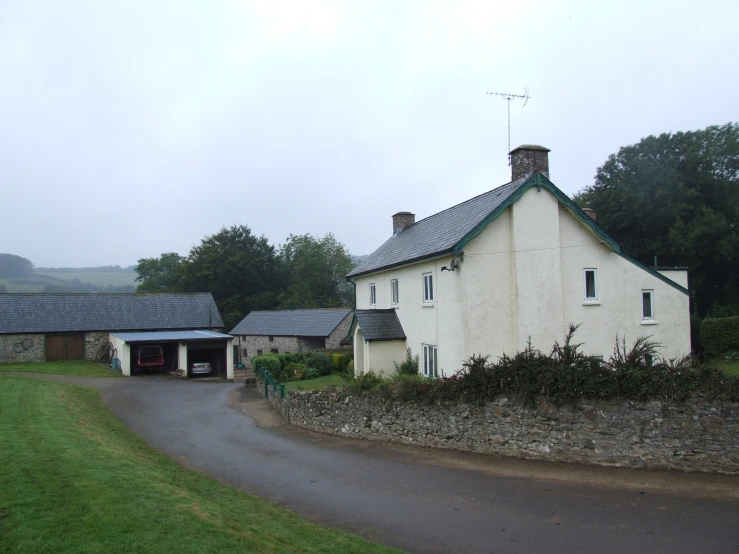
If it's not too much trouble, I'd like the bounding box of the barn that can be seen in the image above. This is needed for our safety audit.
[0,293,233,379]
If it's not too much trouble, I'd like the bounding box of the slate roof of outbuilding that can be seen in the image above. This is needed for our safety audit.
[0,293,224,334]
[229,308,352,337]
[353,309,406,342]
[347,177,527,277]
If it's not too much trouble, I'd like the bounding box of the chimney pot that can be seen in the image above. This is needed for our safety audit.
[392,211,415,235]
[582,207,597,222]
[510,144,550,181]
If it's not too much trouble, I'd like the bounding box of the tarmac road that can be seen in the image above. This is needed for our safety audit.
[20,374,739,553]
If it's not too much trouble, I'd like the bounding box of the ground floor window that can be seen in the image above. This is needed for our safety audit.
[423,344,438,378]
[270,348,278,354]
[257,349,263,356]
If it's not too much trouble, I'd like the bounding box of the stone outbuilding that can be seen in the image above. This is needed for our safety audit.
[230,308,353,366]
[0,293,233,379]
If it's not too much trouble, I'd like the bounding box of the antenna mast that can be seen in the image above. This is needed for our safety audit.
[486,87,530,164]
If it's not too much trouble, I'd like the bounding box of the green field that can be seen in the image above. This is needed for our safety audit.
[285,373,350,391]
[36,270,138,287]
[0,269,138,292]
[0,360,122,378]
[0,376,398,553]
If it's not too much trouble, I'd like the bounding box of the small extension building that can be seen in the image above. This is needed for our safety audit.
[230,308,353,366]
[0,293,234,379]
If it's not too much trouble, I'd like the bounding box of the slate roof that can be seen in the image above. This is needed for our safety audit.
[347,177,527,277]
[230,308,352,337]
[354,309,406,342]
[0,293,224,334]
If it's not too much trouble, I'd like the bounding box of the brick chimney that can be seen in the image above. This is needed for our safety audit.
[510,144,550,181]
[582,207,596,222]
[392,212,415,234]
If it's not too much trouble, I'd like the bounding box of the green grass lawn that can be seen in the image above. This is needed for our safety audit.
[0,376,399,553]
[285,373,349,392]
[0,360,122,378]
[710,351,739,377]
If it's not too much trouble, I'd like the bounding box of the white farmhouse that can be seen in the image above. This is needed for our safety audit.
[346,145,690,377]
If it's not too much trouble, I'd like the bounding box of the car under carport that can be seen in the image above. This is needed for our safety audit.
[109,330,234,379]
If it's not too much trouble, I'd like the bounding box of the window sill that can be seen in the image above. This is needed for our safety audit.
[582,300,601,306]
[641,320,658,325]
[422,303,435,308]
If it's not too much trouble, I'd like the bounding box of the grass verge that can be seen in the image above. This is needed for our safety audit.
[285,373,349,392]
[0,360,122,378]
[0,376,399,553]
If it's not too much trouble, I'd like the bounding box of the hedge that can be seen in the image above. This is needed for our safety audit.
[251,354,281,376]
[701,316,739,357]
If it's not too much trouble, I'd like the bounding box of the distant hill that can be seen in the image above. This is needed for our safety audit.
[0,266,138,293]
[350,255,368,265]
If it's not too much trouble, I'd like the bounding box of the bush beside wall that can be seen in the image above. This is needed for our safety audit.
[702,316,739,357]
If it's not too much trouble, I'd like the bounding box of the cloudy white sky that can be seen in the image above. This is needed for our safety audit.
[1,0,737,267]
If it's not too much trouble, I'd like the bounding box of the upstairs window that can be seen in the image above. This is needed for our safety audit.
[584,269,597,300]
[423,344,438,378]
[370,283,376,306]
[423,272,434,303]
[642,290,654,319]
[391,279,399,305]
[268,336,274,342]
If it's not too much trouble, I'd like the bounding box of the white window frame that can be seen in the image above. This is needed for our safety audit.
[584,268,598,300]
[423,344,438,378]
[390,279,399,305]
[369,283,376,306]
[422,272,434,303]
[642,289,654,320]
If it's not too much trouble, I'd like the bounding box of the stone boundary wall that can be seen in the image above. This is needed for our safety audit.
[0,334,45,363]
[256,378,739,474]
[255,371,291,421]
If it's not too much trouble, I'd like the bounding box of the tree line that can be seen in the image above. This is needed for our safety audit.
[134,227,356,330]
[575,122,739,317]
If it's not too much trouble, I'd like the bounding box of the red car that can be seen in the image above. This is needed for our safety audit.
[135,345,164,371]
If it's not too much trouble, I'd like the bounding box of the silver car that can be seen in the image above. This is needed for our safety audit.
[191,362,212,375]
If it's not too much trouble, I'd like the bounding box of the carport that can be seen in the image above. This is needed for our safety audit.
[109,330,234,380]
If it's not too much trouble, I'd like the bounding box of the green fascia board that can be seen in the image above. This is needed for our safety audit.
[453,173,689,296]
[616,251,689,295]
[346,314,358,342]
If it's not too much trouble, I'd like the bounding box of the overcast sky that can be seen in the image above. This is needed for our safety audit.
[1,0,737,267]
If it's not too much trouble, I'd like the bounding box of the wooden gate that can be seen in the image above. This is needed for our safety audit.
[46,334,85,361]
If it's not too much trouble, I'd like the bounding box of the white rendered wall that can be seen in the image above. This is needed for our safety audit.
[559,207,690,360]
[367,340,406,377]
[109,334,131,376]
[226,338,234,379]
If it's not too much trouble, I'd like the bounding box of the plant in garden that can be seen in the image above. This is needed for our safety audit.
[393,348,420,376]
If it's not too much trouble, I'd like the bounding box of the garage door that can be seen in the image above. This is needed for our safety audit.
[46,334,85,361]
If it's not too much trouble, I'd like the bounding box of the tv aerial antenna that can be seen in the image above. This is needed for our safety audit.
[486,87,530,164]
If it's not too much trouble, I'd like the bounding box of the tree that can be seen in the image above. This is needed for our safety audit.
[134,253,185,293]
[575,123,739,316]
[278,233,356,309]
[179,225,284,329]
[0,284,7,293]
[0,254,33,278]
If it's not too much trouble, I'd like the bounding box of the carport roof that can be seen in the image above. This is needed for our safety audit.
[111,330,232,342]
